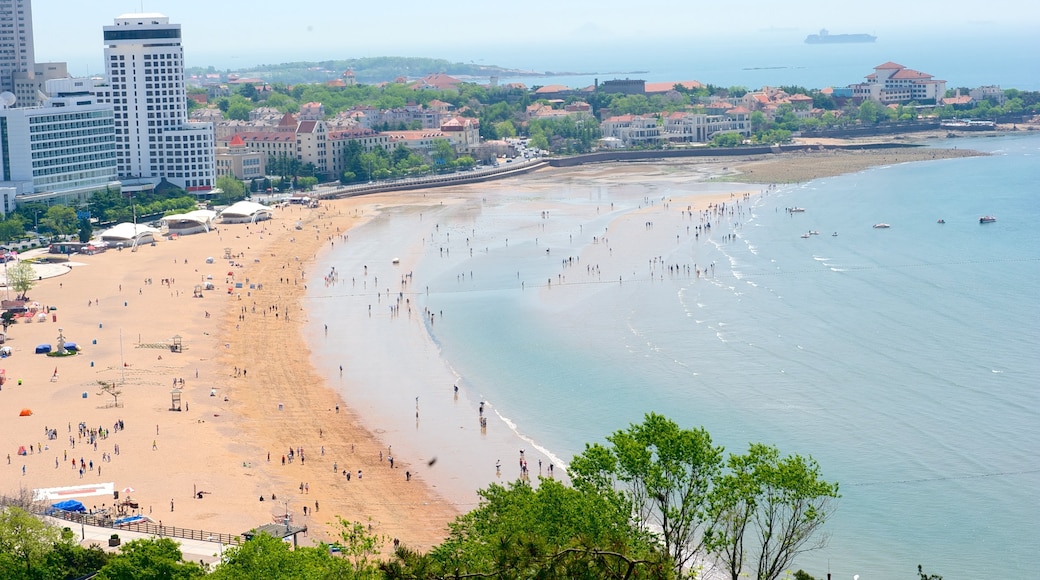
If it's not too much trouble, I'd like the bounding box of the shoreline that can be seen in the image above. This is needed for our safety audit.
[0,141,995,556]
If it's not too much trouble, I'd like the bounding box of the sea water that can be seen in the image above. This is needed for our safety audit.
[307,133,1039,579]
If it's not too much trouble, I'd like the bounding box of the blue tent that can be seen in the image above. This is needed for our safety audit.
[64,342,78,352]
[52,499,86,512]
[35,344,51,354]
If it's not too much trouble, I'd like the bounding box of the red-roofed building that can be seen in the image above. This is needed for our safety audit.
[412,73,462,91]
[215,134,266,180]
[850,62,946,104]
[644,80,703,94]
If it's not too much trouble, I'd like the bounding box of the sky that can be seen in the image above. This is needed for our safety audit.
[31,0,1040,74]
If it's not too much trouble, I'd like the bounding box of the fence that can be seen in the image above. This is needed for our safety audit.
[35,505,242,546]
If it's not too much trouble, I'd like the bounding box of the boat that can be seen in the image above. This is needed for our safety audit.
[788,207,806,213]
[979,216,997,224]
[809,230,820,236]
[800,233,811,238]
[805,29,877,44]
[937,219,946,224]
[941,119,997,131]
[873,223,890,229]
[832,232,838,236]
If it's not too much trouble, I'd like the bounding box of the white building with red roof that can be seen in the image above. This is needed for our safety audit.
[215,135,265,180]
[851,62,946,104]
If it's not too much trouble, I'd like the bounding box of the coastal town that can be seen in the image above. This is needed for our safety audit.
[0,2,1037,579]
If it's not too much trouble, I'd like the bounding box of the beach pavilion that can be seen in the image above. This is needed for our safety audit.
[99,223,161,247]
[219,201,272,224]
[161,209,218,236]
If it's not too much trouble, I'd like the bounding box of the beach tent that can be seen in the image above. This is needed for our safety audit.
[52,499,86,512]
[19,409,31,416]
[64,342,78,352]
[17,445,26,454]
[35,344,51,354]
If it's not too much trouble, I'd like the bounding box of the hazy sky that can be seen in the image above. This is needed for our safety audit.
[32,0,1040,73]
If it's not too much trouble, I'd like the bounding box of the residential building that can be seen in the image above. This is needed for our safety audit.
[600,114,663,147]
[439,116,480,153]
[0,0,34,96]
[0,77,118,212]
[662,109,751,143]
[215,135,265,181]
[850,62,946,104]
[101,13,215,192]
[13,61,68,107]
[969,85,1005,105]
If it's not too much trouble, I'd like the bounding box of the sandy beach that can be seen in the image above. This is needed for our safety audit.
[0,143,984,554]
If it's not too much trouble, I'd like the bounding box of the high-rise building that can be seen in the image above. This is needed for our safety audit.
[101,13,214,192]
[0,0,37,102]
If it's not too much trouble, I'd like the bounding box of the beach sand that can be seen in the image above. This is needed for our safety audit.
[0,144,980,555]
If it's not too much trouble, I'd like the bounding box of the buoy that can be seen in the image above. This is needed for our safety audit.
[90,361,94,367]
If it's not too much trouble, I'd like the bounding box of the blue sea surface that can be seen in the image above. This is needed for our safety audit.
[309,133,1039,579]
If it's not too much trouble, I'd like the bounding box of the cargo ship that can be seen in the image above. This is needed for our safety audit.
[805,29,877,44]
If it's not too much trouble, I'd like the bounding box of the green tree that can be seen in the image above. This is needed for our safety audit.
[39,206,78,238]
[78,217,93,243]
[215,176,247,205]
[0,506,61,578]
[706,443,839,580]
[227,102,252,121]
[569,412,724,576]
[396,478,671,579]
[94,537,205,580]
[7,261,37,299]
[208,532,353,579]
[0,215,25,242]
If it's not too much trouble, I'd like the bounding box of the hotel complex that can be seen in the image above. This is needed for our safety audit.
[0,77,118,212]
[100,13,214,192]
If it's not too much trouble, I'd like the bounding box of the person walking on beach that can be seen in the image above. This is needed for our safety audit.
[152,440,157,450]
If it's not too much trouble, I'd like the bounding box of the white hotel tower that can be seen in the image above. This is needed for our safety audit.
[102,13,214,191]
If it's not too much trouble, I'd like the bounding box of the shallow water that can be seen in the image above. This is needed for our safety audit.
[308,135,1040,578]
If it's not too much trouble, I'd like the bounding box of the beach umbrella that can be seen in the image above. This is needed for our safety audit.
[122,486,135,494]
[19,408,32,416]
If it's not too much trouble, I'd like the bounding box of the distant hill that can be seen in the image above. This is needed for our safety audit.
[188,56,540,85]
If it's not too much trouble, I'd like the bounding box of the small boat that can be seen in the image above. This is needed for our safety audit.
[809,230,820,236]
[391,257,400,264]
[979,216,996,224]
[800,233,811,238]
[788,207,806,213]
[937,219,946,224]
[873,223,890,229]
[832,232,838,236]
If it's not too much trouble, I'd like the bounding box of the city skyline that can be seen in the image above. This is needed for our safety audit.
[30,1,1040,74]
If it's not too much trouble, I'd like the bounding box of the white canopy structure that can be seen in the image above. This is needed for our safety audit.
[100,223,160,246]
[220,201,273,224]
[162,209,218,236]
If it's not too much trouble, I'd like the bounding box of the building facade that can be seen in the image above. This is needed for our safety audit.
[101,13,214,191]
[215,135,265,181]
[850,62,946,105]
[0,0,34,96]
[0,78,118,210]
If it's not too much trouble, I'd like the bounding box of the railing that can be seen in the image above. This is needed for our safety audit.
[35,505,243,546]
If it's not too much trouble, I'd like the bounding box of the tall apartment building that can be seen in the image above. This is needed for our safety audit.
[0,0,33,93]
[101,13,214,192]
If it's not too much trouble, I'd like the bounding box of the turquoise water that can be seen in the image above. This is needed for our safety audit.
[308,134,1039,579]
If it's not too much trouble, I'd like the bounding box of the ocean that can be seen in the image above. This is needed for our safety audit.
[306,133,1039,579]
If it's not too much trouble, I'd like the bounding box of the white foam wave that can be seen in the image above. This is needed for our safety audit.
[494,408,569,471]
